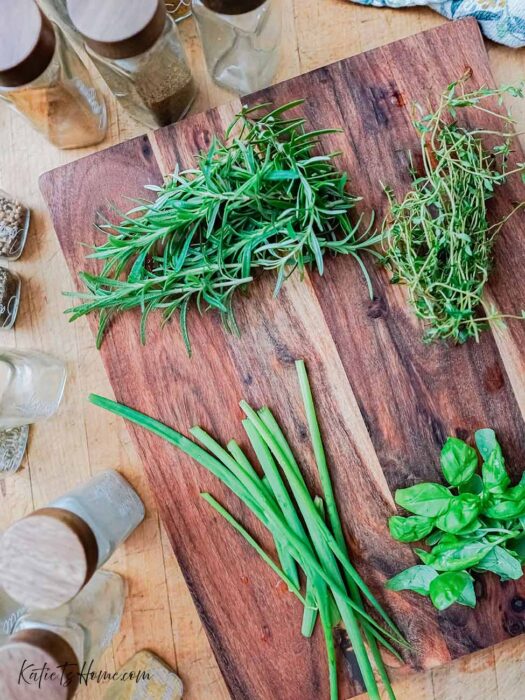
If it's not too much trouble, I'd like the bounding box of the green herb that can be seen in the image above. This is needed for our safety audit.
[387,428,525,610]
[90,360,407,700]
[381,74,525,344]
[67,101,379,353]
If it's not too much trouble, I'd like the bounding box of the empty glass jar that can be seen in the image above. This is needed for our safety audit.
[0,349,67,430]
[0,587,26,646]
[0,0,107,149]
[67,0,196,128]
[0,571,126,698]
[0,348,66,474]
[192,0,281,94]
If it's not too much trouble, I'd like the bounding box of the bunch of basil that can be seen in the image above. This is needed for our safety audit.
[386,429,525,611]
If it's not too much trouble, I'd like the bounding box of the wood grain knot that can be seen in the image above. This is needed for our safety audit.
[367,296,387,319]
[483,364,505,393]
[511,597,525,613]
[140,136,152,159]
[390,90,406,108]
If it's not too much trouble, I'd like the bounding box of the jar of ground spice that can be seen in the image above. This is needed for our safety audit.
[67,0,196,129]
[0,0,107,149]
[0,190,30,261]
[0,268,21,330]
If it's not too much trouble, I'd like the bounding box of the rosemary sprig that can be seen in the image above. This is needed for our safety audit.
[89,360,406,700]
[67,100,379,353]
[381,76,525,344]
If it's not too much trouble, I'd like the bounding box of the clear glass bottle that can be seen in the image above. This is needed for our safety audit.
[0,349,67,430]
[49,470,146,566]
[0,571,126,699]
[0,190,30,261]
[0,470,144,609]
[192,0,281,95]
[0,0,107,149]
[67,0,196,129]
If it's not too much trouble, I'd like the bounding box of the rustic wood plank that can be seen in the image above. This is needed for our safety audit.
[39,16,525,700]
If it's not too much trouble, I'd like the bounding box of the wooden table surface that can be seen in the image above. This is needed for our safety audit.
[1,1,524,698]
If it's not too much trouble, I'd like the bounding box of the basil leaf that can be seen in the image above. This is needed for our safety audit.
[510,535,525,561]
[435,494,481,534]
[414,548,435,566]
[426,530,445,546]
[431,541,494,571]
[484,498,525,519]
[389,515,435,542]
[440,437,478,486]
[482,444,510,494]
[386,565,438,596]
[475,545,523,581]
[429,571,476,610]
[475,428,498,462]
[458,473,483,495]
[395,483,453,517]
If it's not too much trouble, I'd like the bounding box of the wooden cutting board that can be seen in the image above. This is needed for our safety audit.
[40,18,525,699]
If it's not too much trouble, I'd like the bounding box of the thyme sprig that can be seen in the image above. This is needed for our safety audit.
[67,100,379,353]
[381,76,525,344]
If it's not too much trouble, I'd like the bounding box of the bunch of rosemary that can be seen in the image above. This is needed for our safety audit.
[90,360,408,700]
[68,100,378,353]
[381,77,525,344]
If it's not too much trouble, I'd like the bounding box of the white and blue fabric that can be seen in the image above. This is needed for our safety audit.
[349,0,525,48]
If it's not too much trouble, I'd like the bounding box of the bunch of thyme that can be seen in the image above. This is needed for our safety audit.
[67,100,379,353]
[381,76,525,344]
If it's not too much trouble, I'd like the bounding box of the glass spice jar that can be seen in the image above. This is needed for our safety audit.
[0,470,144,609]
[0,268,21,330]
[0,190,30,261]
[192,0,281,95]
[0,0,107,149]
[67,0,197,129]
[0,426,29,476]
[0,571,126,700]
[0,586,26,646]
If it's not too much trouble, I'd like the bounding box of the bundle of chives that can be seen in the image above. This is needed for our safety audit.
[90,361,407,699]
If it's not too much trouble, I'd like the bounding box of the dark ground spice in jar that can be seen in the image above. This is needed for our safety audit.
[0,267,21,329]
[0,191,30,260]
[134,53,196,126]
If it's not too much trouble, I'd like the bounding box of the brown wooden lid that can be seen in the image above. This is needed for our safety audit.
[0,628,80,700]
[200,0,266,14]
[0,0,56,88]
[67,0,167,59]
[0,507,99,610]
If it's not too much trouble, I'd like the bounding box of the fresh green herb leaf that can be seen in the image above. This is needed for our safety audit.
[388,515,435,542]
[395,483,452,517]
[428,540,494,572]
[429,572,476,610]
[434,494,481,534]
[440,437,478,486]
[475,545,523,581]
[386,565,438,596]
[482,444,510,494]
[475,428,498,462]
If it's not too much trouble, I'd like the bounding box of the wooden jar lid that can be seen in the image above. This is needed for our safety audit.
[201,0,266,13]
[0,507,98,609]
[0,628,80,700]
[0,0,56,87]
[67,0,166,59]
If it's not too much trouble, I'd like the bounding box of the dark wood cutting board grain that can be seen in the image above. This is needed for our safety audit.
[40,18,525,699]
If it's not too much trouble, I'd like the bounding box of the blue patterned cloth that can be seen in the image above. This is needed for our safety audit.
[349,0,525,47]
